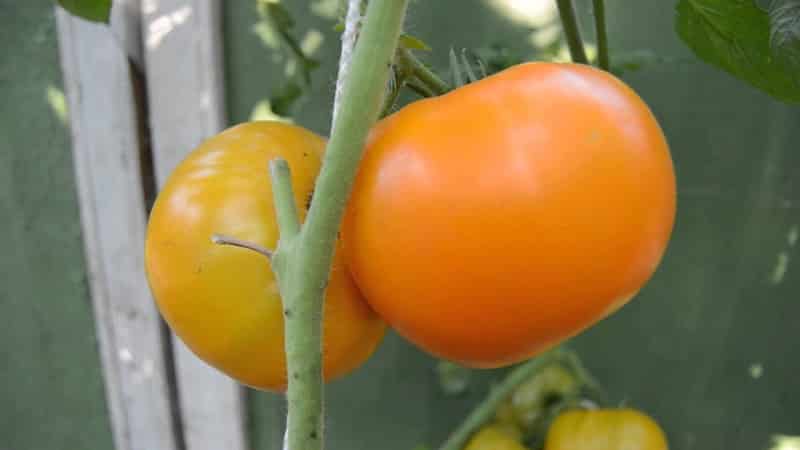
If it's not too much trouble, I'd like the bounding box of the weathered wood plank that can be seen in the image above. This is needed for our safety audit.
[140,1,248,449]
[55,6,181,450]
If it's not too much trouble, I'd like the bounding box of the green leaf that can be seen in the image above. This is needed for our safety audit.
[676,0,800,103]
[769,0,800,73]
[265,2,294,29]
[399,34,432,51]
[57,0,111,23]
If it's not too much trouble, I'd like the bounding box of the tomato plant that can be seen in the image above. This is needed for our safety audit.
[343,62,676,368]
[544,408,669,450]
[144,121,385,391]
[507,363,580,432]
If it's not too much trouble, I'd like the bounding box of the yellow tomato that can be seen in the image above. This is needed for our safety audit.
[465,425,529,450]
[144,121,385,391]
[544,408,669,450]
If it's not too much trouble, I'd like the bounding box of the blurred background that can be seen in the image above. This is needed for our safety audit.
[1,1,798,449]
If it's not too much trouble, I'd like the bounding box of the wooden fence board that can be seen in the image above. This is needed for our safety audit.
[56,7,181,450]
[140,1,248,449]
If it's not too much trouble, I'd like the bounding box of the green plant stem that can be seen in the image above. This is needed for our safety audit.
[400,48,450,95]
[556,0,588,64]
[438,350,560,450]
[271,2,410,450]
[405,78,436,98]
[592,0,609,70]
[270,160,300,239]
[559,349,607,405]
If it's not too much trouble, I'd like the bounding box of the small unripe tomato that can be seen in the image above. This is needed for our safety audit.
[144,121,385,391]
[511,364,579,431]
[544,408,669,450]
[343,62,676,367]
[465,424,529,450]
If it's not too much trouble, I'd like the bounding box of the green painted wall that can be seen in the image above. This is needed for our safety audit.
[0,2,114,449]
[224,1,800,450]
[1,1,797,449]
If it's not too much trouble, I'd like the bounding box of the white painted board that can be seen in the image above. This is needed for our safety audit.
[140,1,248,450]
[56,6,181,450]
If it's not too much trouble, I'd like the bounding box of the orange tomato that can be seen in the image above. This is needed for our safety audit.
[145,121,385,391]
[342,62,676,368]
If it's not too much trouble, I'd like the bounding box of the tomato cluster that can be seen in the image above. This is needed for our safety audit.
[466,358,669,450]
[466,407,668,450]
[144,62,675,390]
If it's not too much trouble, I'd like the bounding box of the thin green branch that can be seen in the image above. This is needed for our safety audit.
[438,350,561,450]
[449,48,465,87]
[270,159,300,239]
[273,1,410,450]
[400,48,450,95]
[405,78,436,98]
[560,349,608,405]
[556,0,588,64]
[592,0,610,70]
[381,75,403,116]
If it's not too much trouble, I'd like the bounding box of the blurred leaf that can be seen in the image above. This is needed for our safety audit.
[262,2,320,86]
[769,434,800,450]
[250,99,294,123]
[265,2,293,29]
[253,1,321,117]
[57,0,111,23]
[270,81,304,117]
[676,0,800,103]
[436,360,471,395]
[769,0,800,73]
[609,49,686,76]
[399,34,432,51]
[449,48,466,87]
[473,44,526,75]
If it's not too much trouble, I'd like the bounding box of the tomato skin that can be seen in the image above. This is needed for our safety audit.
[544,408,669,450]
[342,62,676,368]
[144,121,385,391]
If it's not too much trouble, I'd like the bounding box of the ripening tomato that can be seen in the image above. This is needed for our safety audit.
[544,408,669,450]
[342,62,676,368]
[144,121,385,391]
